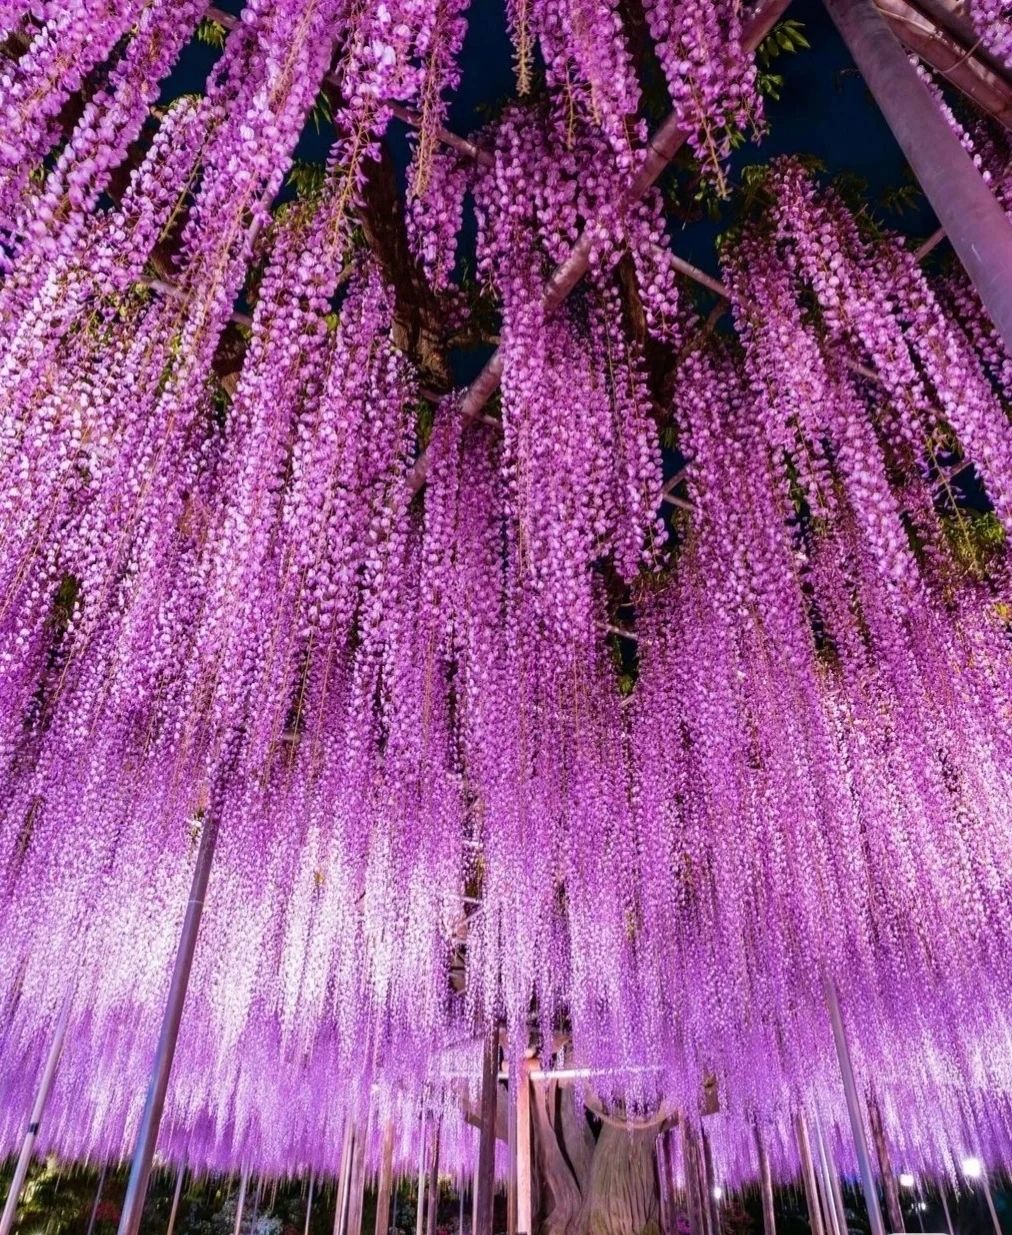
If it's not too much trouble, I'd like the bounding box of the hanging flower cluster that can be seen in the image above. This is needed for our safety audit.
[1,0,1012,1208]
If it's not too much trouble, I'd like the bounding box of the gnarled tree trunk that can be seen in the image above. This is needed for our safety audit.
[530,1083,663,1235]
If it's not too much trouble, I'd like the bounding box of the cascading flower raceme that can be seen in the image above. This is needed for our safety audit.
[1,0,1012,1207]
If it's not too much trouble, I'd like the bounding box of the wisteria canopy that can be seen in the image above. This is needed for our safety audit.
[1,0,1012,1229]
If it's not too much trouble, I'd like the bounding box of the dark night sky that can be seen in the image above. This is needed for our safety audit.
[163,0,946,393]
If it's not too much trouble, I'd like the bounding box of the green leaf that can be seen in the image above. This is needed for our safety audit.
[195,17,227,48]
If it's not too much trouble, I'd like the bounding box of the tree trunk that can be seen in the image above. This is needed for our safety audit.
[530,1082,663,1235]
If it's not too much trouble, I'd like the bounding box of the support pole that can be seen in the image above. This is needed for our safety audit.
[822,0,1012,355]
[233,1169,250,1235]
[867,1097,903,1233]
[656,1135,672,1235]
[474,1027,500,1235]
[754,1125,776,1235]
[86,1162,109,1235]
[304,1172,315,1235]
[166,1167,185,1235]
[425,1126,440,1235]
[116,818,219,1235]
[939,1186,955,1235]
[701,1127,720,1235]
[981,1171,1003,1235]
[795,1114,826,1235]
[375,1126,394,1235]
[506,1090,517,1235]
[415,1112,428,1235]
[824,980,886,1235]
[347,1126,369,1235]
[0,989,73,1235]
[516,1059,533,1235]
[813,1121,843,1235]
[334,1121,354,1235]
[681,1122,706,1235]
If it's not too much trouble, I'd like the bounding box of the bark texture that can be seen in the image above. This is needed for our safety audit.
[531,1083,662,1235]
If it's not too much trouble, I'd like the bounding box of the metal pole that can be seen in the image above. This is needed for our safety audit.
[116,817,219,1235]
[822,0,1012,355]
[233,1170,250,1235]
[939,1186,955,1235]
[305,1172,315,1235]
[981,1171,1003,1235]
[166,1167,185,1235]
[0,989,74,1235]
[334,1120,354,1235]
[824,979,886,1235]
[425,1126,440,1235]
[813,1120,842,1235]
[754,1125,776,1235]
[701,1127,720,1235]
[415,1110,428,1235]
[794,1113,826,1235]
[85,1162,109,1235]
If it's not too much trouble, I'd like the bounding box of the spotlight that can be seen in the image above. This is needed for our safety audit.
[898,1172,915,1188]
[962,1156,984,1179]
[711,1186,723,1201]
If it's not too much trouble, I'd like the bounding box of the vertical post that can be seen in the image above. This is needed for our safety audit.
[701,1127,720,1235]
[981,1172,1003,1235]
[0,989,74,1235]
[516,1059,533,1235]
[425,1125,441,1235]
[458,1184,465,1235]
[166,1167,185,1235]
[334,1119,354,1235]
[305,1172,315,1235]
[822,0,1012,354]
[824,979,886,1235]
[415,1111,428,1235]
[86,1162,109,1235]
[794,1114,826,1235]
[233,1169,250,1235]
[347,1127,369,1235]
[867,1097,903,1233]
[656,1135,672,1235]
[474,1027,500,1235]
[375,1126,394,1235]
[681,1122,706,1235]
[117,818,219,1235]
[939,1186,955,1235]
[754,1125,776,1235]
[813,1121,842,1235]
[506,1086,517,1235]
